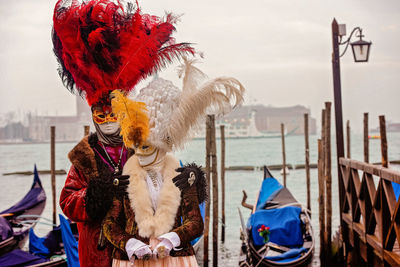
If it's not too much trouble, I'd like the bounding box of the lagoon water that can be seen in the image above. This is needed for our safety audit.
[0,133,399,266]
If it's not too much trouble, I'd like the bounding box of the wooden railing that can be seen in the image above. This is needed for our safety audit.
[339,157,400,266]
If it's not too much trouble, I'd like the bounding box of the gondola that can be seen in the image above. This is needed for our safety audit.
[238,166,314,267]
[0,215,79,267]
[0,166,46,255]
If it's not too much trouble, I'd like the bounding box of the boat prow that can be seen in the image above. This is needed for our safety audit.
[0,165,46,256]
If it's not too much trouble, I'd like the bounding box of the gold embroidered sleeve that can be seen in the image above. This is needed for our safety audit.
[172,185,204,245]
[102,197,134,251]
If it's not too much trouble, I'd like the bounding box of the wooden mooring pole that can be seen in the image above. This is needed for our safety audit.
[220,125,226,243]
[379,115,388,168]
[281,123,287,188]
[318,138,325,263]
[203,116,212,267]
[346,120,351,158]
[84,125,90,136]
[50,126,56,225]
[320,109,326,264]
[364,113,369,163]
[324,102,332,261]
[304,114,311,212]
[210,115,218,267]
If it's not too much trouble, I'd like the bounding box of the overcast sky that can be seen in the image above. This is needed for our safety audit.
[0,0,399,132]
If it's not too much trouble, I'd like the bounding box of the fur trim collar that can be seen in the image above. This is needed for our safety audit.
[68,135,98,180]
[123,154,181,238]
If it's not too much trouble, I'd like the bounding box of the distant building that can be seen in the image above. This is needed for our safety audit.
[371,122,400,133]
[0,95,93,143]
[0,122,29,142]
[194,104,317,138]
[26,96,93,142]
[222,104,316,135]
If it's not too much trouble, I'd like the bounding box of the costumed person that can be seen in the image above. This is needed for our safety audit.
[52,0,195,266]
[102,58,245,266]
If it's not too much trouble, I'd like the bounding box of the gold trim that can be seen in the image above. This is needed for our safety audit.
[140,149,159,168]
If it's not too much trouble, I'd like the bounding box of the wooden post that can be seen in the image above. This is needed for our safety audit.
[281,123,287,188]
[331,19,345,232]
[304,113,311,212]
[220,125,226,243]
[320,109,326,261]
[325,102,332,259]
[203,116,212,267]
[379,115,388,168]
[364,113,369,163]
[210,115,218,267]
[50,126,57,225]
[346,120,351,158]
[318,139,326,264]
[84,125,90,136]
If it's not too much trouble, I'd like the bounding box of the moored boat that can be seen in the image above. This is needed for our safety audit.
[239,166,314,266]
[0,214,79,267]
[0,166,46,255]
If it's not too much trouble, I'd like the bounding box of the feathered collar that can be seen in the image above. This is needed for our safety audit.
[123,153,181,238]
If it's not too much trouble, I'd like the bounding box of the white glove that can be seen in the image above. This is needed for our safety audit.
[153,232,181,259]
[125,238,152,262]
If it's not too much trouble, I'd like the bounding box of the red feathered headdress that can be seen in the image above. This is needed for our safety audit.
[52,0,194,106]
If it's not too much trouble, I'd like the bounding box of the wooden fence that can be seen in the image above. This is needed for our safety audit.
[339,157,400,266]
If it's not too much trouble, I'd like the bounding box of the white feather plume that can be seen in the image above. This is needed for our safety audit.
[167,60,245,150]
[137,59,245,152]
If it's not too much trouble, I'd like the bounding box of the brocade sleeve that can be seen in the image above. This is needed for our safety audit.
[172,185,204,245]
[102,197,134,252]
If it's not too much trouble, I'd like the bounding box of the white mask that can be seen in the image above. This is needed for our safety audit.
[135,144,166,167]
[98,122,120,135]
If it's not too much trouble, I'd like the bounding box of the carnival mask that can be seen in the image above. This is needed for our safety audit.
[98,122,120,135]
[92,108,117,125]
[134,143,165,167]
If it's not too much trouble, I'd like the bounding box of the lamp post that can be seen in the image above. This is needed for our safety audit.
[331,18,371,256]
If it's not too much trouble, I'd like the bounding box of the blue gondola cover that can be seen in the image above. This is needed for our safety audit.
[265,247,308,261]
[255,177,283,210]
[29,228,51,258]
[249,206,303,247]
[59,214,80,267]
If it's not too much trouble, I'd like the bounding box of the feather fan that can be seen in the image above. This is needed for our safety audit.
[110,90,149,148]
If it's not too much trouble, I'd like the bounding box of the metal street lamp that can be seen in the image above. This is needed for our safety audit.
[338,25,372,62]
[330,18,371,256]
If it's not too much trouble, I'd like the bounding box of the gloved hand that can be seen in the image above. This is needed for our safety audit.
[85,174,130,222]
[126,238,152,262]
[173,164,202,191]
[173,163,207,203]
[153,239,173,259]
[153,232,181,259]
[111,174,130,195]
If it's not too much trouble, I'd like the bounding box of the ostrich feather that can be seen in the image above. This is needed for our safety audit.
[176,57,207,93]
[110,90,149,148]
[167,76,245,150]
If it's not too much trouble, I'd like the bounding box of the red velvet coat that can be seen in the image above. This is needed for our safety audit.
[60,136,128,267]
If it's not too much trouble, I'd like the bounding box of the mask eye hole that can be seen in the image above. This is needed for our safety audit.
[110,113,115,117]
[98,114,105,118]
[142,145,149,150]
